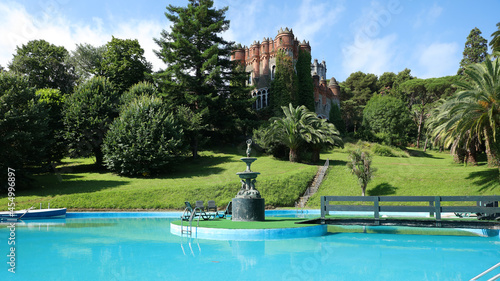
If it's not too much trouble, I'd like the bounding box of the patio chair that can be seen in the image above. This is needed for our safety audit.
[195,200,205,212]
[207,200,217,212]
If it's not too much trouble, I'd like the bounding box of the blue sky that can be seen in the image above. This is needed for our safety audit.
[1,0,499,82]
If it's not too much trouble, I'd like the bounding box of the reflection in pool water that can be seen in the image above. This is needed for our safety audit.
[0,214,499,281]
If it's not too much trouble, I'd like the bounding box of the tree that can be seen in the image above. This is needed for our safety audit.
[67,43,106,82]
[100,37,152,94]
[269,50,299,116]
[362,94,413,146]
[491,22,500,55]
[255,103,342,162]
[121,81,159,107]
[103,95,185,176]
[296,49,315,111]
[64,76,119,167]
[36,88,66,163]
[308,115,343,163]
[377,71,397,95]
[458,27,488,75]
[8,39,77,94]
[347,149,376,196]
[340,71,378,133]
[0,72,51,188]
[154,0,237,157]
[431,56,500,166]
[329,101,346,135]
[399,76,457,148]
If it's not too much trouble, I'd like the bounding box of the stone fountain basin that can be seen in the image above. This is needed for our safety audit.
[236,172,261,179]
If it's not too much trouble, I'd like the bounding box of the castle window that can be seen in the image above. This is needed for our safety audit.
[271,65,276,80]
[248,72,252,85]
[262,90,267,108]
[257,91,262,109]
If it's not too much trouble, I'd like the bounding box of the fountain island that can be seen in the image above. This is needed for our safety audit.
[232,139,265,221]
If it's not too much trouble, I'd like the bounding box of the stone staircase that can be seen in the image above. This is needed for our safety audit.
[297,159,329,208]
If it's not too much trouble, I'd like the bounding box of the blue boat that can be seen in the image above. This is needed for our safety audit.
[0,208,66,220]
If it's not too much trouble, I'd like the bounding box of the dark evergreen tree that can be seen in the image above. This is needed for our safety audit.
[154,0,248,157]
[329,101,345,135]
[296,49,315,112]
[458,27,488,75]
[269,50,298,116]
[0,72,51,188]
[9,39,77,94]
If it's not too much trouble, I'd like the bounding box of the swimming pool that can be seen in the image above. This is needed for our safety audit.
[1,211,499,281]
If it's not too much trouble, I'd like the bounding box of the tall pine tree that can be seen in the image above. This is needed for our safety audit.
[154,0,245,157]
[458,27,488,75]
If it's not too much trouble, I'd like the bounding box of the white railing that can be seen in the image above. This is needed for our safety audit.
[471,262,500,281]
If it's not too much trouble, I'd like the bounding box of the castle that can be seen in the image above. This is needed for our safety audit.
[231,27,340,119]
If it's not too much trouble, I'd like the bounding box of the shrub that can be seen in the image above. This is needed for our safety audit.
[103,95,185,176]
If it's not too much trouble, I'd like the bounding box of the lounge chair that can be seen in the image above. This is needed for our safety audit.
[181,201,194,221]
[223,201,232,218]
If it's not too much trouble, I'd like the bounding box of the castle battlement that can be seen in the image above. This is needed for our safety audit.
[231,27,339,119]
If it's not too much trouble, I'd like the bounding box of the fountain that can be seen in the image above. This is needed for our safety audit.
[232,139,265,221]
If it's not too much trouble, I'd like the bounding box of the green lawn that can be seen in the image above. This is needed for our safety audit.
[1,149,318,210]
[307,147,500,207]
[2,144,499,211]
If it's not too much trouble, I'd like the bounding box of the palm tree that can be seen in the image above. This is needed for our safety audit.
[309,118,343,163]
[491,22,500,55]
[258,103,343,162]
[347,149,376,196]
[430,56,500,166]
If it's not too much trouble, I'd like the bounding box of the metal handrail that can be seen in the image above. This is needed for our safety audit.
[471,262,500,281]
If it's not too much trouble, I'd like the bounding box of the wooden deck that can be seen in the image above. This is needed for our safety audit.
[297,217,500,229]
[296,195,500,229]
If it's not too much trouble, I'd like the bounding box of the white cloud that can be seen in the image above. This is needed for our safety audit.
[0,1,166,71]
[416,42,459,78]
[293,0,344,45]
[341,34,398,76]
[413,3,443,28]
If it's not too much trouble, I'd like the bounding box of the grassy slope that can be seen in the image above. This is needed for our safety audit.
[1,150,317,210]
[307,147,499,207]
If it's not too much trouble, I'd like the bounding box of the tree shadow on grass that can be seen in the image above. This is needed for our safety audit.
[367,183,398,196]
[162,155,232,179]
[466,169,500,192]
[22,178,130,197]
[327,159,347,167]
[405,148,443,159]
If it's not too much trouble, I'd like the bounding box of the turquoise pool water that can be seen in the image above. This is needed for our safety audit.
[1,212,499,281]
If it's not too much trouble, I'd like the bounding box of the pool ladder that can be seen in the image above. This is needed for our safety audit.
[471,262,500,281]
[180,207,201,236]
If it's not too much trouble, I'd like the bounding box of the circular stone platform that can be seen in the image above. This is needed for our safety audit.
[170,222,327,241]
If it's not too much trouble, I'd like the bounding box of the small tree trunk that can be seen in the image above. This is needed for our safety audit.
[361,186,366,196]
[191,137,199,159]
[93,147,104,168]
[289,148,298,162]
[311,147,320,163]
[484,129,497,167]
[423,137,429,152]
[416,112,424,148]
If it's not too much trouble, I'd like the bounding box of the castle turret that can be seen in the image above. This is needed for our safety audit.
[261,38,270,76]
[299,40,311,53]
